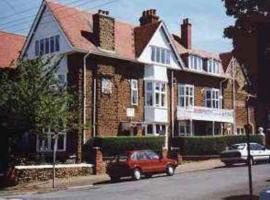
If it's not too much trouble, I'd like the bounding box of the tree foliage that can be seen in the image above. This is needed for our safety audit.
[0,56,78,150]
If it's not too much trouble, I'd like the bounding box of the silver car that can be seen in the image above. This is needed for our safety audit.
[220,143,270,166]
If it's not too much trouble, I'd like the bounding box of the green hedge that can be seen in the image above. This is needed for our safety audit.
[172,135,264,155]
[84,135,263,157]
[85,136,165,157]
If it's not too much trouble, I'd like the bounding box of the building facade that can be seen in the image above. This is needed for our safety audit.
[16,1,253,156]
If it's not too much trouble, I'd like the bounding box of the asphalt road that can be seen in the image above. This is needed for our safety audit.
[5,163,270,200]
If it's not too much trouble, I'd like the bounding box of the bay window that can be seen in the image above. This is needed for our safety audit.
[131,79,138,105]
[205,88,220,109]
[151,46,171,65]
[145,124,167,136]
[178,121,191,136]
[145,81,167,108]
[178,84,194,107]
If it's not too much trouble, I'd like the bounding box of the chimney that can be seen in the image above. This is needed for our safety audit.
[139,9,160,26]
[93,9,115,51]
[181,18,192,49]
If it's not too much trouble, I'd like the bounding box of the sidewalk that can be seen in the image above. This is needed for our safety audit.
[0,159,223,197]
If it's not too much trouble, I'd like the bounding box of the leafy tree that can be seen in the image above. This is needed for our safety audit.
[0,56,82,163]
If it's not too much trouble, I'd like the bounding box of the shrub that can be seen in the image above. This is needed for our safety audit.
[85,136,165,157]
[172,135,264,155]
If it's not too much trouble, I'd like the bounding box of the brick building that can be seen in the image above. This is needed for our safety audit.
[17,1,253,157]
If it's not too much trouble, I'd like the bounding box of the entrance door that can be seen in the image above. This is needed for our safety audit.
[0,131,8,171]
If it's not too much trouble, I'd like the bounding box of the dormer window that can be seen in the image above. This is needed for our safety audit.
[151,46,171,65]
[207,59,220,74]
[35,35,60,57]
[188,55,203,71]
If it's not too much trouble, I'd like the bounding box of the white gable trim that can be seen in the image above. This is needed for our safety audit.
[137,21,185,70]
[21,1,74,58]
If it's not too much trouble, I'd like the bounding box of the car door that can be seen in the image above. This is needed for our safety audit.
[145,150,165,173]
[135,151,152,173]
[250,144,258,161]
[256,144,269,160]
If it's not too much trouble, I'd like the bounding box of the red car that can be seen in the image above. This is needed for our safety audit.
[106,150,178,181]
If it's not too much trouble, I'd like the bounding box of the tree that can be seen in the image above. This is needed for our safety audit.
[0,56,81,164]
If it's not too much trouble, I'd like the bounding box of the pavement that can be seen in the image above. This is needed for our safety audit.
[2,161,270,200]
[0,159,223,197]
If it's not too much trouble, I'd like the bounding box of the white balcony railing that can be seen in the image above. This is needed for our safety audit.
[177,106,234,123]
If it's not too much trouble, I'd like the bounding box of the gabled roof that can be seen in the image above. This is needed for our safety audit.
[134,21,161,57]
[0,31,25,68]
[220,52,233,72]
[47,1,136,60]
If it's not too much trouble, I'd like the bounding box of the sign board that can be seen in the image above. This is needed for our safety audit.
[126,108,135,118]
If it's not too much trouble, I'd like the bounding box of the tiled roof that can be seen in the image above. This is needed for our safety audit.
[47,1,136,60]
[47,1,223,67]
[0,31,25,68]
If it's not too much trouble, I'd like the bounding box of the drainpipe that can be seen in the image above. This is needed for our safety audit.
[167,71,174,150]
[220,78,228,135]
[232,58,237,135]
[83,52,91,143]
[93,76,97,137]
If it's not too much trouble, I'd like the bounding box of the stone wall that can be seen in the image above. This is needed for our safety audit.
[7,164,93,185]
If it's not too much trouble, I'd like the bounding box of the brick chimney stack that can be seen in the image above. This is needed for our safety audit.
[93,9,115,51]
[139,9,159,26]
[181,18,192,49]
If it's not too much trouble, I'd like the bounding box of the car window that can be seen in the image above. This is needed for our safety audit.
[229,144,245,150]
[255,144,264,150]
[136,152,148,160]
[145,150,159,160]
[250,144,257,151]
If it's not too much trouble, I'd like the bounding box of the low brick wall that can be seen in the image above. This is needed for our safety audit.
[8,164,94,185]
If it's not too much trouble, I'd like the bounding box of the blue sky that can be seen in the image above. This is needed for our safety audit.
[0,0,234,53]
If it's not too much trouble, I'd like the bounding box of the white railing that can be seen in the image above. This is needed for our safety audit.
[177,106,234,123]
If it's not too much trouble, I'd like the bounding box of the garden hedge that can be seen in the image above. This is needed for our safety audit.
[84,135,263,157]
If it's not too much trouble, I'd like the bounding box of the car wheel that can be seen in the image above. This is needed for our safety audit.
[132,168,141,181]
[250,157,255,165]
[166,165,175,176]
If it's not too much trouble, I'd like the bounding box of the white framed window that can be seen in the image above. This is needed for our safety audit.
[237,127,245,135]
[205,88,220,109]
[102,78,112,94]
[178,84,194,107]
[131,79,138,105]
[36,132,67,152]
[145,81,167,108]
[145,124,167,136]
[178,121,191,136]
[207,59,220,74]
[35,35,60,57]
[151,46,171,65]
[188,55,203,71]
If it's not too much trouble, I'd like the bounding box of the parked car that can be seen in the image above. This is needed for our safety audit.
[106,150,178,181]
[220,143,270,166]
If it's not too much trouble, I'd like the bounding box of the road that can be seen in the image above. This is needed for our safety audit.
[5,164,270,200]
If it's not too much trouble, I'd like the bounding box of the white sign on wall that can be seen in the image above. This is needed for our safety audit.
[126,108,135,118]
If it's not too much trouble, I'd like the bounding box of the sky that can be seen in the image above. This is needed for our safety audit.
[0,0,235,53]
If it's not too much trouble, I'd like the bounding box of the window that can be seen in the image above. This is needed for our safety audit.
[36,132,66,152]
[145,124,167,136]
[237,128,245,135]
[188,55,203,71]
[131,79,138,105]
[102,78,112,94]
[34,35,60,57]
[145,82,167,108]
[207,59,220,74]
[205,89,220,109]
[178,84,194,107]
[151,46,171,65]
[178,121,191,136]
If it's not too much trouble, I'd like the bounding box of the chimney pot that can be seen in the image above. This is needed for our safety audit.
[139,9,159,26]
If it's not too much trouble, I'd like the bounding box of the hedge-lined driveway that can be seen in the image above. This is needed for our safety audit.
[12,163,270,200]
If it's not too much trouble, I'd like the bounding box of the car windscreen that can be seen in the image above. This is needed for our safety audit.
[229,144,245,150]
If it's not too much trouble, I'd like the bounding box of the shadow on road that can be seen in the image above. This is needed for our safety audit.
[222,194,259,200]
[94,174,167,186]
